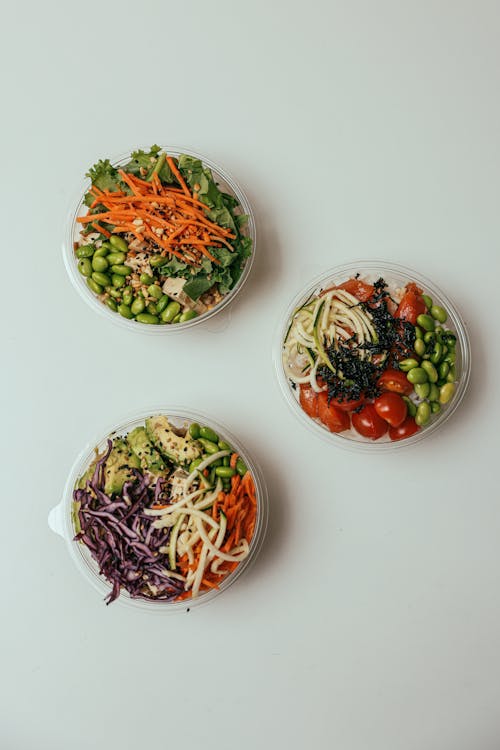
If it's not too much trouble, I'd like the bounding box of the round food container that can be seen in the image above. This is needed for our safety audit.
[275,260,471,451]
[49,408,268,612]
[63,147,256,333]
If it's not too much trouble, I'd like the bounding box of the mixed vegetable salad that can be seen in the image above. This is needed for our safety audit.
[74,146,252,325]
[73,416,257,603]
[283,276,459,442]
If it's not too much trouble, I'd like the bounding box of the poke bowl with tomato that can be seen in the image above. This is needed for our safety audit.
[277,261,470,450]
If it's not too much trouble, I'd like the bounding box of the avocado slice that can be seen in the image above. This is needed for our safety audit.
[103,438,141,495]
[127,426,169,475]
[145,415,201,466]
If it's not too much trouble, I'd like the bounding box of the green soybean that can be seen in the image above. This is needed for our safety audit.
[92,255,109,272]
[148,284,163,300]
[109,288,122,299]
[131,298,145,315]
[106,298,117,311]
[92,271,111,287]
[443,333,456,347]
[87,278,103,294]
[172,314,182,323]
[189,423,201,439]
[414,339,426,357]
[399,358,419,372]
[407,367,428,384]
[106,252,126,265]
[76,244,95,259]
[118,303,134,319]
[414,326,424,340]
[428,383,440,402]
[110,265,131,277]
[200,426,219,443]
[402,396,417,417]
[139,273,154,285]
[218,440,232,451]
[189,457,202,473]
[445,351,456,365]
[122,290,134,307]
[160,301,181,323]
[109,235,129,253]
[424,331,435,345]
[156,295,170,314]
[422,294,433,309]
[211,458,223,468]
[414,382,430,399]
[112,274,126,288]
[430,342,443,364]
[236,458,247,476]
[447,366,456,382]
[150,255,165,268]
[417,313,435,332]
[78,258,92,277]
[94,244,110,258]
[439,382,455,404]
[430,401,441,414]
[215,466,236,478]
[135,313,159,324]
[199,438,219,455]
[415,401,431,426]
[223,456,230,467]
[147,302,158,315]
[431,305,447,323]
[179,310,198,323]
[438,361,450,379]
[421,360,438,383]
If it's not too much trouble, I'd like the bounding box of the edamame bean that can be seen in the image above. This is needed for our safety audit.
[431,305,447,323]
[110,264,131,277]
[439,382,455,404]
[94,244,110,258]
[414,326,424,340]
[414,339,426,357]
[421,360,438,383]
[430,342,443,364]
[199,438,219,455]
[108,288,122,299]
[92,271,112,287]
[236,458,247,476]
[106,298,117,311]
[211,458,223,468]
[445,351,456,365]
[76,245,95,259]
[416,314,435,332]
[407,367,428,384]
[200,426,219,443]
[109,235,129,253]
[189,423,201,439]
[111,274,126,288]
[118,303,134,319]
[424,331,435,344]
[139,273,154,285]
[446,366,456,382]
[122,289,134,307]
[135,313,159,324]
[399,358,420,372]
[428,383,440,402]
[78,258,92,277]
[223,456,230,467]
[106,252,126,265]
[147,302,158,315]
[209,467,216,485]
[189,457,202,472]
[402,396,417,417]
[438,361,450,379]
[430,401,441,414]
[414,382,430,399]
[172,314,182,323]
[150,255,165,268]
[415,401,431,426]
[87,278,103,294]
[148,284,163,300]
[92,255,109,272]
[218,440,232,451]
[443,333,456,347]
[131,297,145,315]
[179,310,198,323]
[215,466,236,478]
[156,295,170,314]
[160,301,181,323]
[422,294,433,309]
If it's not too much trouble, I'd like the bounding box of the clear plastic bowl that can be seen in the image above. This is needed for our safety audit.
[63,147,256,334]
[274,260,471,452]
[48,407,268,612]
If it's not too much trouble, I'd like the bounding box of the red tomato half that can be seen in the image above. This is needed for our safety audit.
[299,385,318,419]
[374,392,407,427]
[377,369,413,396]
[328,395,365,412]
[351,404,388,440]
[317,392,351,433]
[396,282,426,325]
[388,417,420,441]
[336,278,374,302]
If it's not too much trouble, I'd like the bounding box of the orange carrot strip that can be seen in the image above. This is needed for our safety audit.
[91,223,111,238]
[166,156,190,196]
[230,453,239,469]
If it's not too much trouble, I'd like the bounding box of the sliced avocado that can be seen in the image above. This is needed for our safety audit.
[145,415,201,466]
[103,438,141,495]
[76,464,94,490]
[127,426,169,475]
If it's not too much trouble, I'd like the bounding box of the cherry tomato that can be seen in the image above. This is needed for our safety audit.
[377,369,413,396]
[396,282,426,325]
[351,403,388,440]
[299,385,318,419]
[336,278,374,302]
[317,392,351,433]
[327,395,365,412]
[374,392,407,427]
[388,416,420,441]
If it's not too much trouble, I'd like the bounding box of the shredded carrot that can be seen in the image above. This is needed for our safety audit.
[91,222,111,238]
[230,453,239,469]
[166,156,190,196]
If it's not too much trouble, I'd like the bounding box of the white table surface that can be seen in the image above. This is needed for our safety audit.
[3,2,500,748]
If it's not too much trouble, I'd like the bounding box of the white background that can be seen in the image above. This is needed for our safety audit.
[2,2,500,749]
